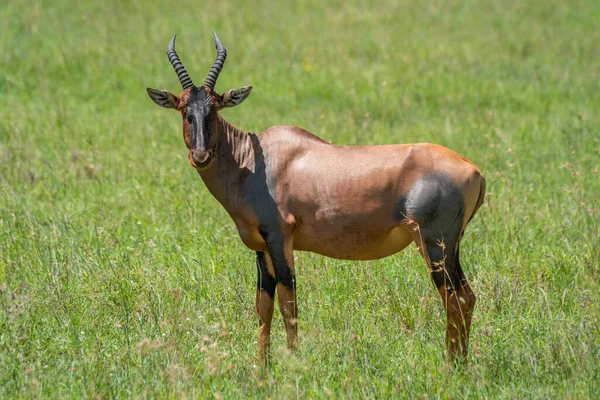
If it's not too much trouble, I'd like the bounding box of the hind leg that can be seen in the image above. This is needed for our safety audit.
[456,248,476,348]
[414,233,475,362]
[400,172,480,362]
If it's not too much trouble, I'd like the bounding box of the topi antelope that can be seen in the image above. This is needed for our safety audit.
[146,31,486,364]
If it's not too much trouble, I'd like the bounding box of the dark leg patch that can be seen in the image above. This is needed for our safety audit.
[401,173,466,291]
[259,231,296,290]
[424,238,460,291]
[256,251,276,297]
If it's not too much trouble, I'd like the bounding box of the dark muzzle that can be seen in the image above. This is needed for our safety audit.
[189,148,212,169]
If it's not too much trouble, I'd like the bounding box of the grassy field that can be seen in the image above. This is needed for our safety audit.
[1,0,599,397]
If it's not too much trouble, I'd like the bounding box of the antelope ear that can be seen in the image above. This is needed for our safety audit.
[146,88,178,109]
[219,86,252,109]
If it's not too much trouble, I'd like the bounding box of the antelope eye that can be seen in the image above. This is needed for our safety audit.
[187,114,193,124]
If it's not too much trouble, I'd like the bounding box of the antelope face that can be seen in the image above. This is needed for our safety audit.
[182,86,217,169]
[146,32,252,170]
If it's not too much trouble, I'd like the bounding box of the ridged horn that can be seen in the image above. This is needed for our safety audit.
[203,30,227,90]
[167,34,194,90]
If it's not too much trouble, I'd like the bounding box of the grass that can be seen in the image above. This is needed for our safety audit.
[1,0,599,397]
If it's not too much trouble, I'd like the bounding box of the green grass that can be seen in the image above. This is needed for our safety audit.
[1,0,599,397]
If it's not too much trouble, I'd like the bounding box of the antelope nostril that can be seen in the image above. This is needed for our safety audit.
[190,149,212,169]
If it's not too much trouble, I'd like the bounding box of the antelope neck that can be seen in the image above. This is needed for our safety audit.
[197,113,256,210]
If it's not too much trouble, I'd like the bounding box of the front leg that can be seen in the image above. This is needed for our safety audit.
[277,277,298,352]
[264,232,298,352]
[256,251,276,364]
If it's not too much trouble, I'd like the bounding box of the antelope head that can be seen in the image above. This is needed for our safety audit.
[146,31,252,169]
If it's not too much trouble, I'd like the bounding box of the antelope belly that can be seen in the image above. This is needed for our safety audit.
[294,225,413,260]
